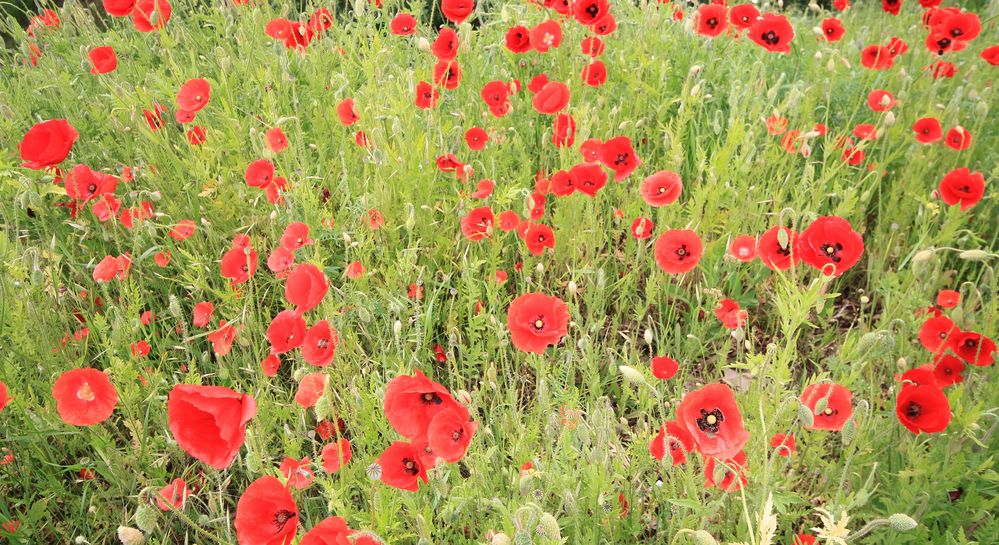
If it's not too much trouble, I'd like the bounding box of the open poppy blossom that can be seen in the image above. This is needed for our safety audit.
[167,384,256,469]
[266,127,289,153]
[631,217,655,239]
[653,229,702,274]
[220,240,259,286]
[598,136,640,181]
[938,168,984,211]
[176,78,211,113]
[918,315,959,354]
[820,18,845,42]
[531,81,570,115]
[912,117,942,143]
[714,299,747,329]
[730,4,759,31]
[932,355,965,386]
[52,368,118,426]
[651,356,679,380]
[522,223,555,256]
[284,264,329,313]
[896,383,951,434]
[336,98,360,126]
[506,292,570,354]
[769,433,796,457]
[302,320,338,367]
[267,310,308,354]
[757,226,798,270]
[530,20,563,53]
[949,331,995,367]
[377,441,430,491]
[861,45,894,70]
[234,476,298,545]
[132,0,171,32]
[427,408,477,463]
[300,516,352,545]
[729,235,757,262]
[460,206,494,241]
[696,4,728,38]
[383,370,468,440]
[649,420,695,466]
[321,438,352,473]
[279,457,315,489]
[640,171,682,207]
[800,383,853,431]
[88,46,117,74]
[568,162,606,197]
[19,119,78,170]
[798,216,864,276]
[676,383,749,460]
[156,478,190,511]
[748,13,794,54]
[441,0,474,24]
[280,222,313,251]
[703,451,748,491]
[390,13,417,35]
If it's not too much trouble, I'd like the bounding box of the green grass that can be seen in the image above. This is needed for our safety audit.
[0,1,997,544]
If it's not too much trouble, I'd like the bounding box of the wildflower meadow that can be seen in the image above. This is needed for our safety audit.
[0,0,997,544]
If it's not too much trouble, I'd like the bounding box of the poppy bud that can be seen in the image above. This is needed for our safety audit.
[134,504,157,533]
[690,530,719,545]
[117,527,145,545]
[342,233,352,245]
[888,514,918,531]
[958,250,989,261]
[797,401,814,427]
[491,532,512,545]
[567,281,577,295]
[149,191,161,201]
[690,83,701,97]
[643,328,653,345]
[618,365,646,386]
[884,112,896,127]
[416,37,431,51]
[912,248,935,263]
[827,58,836,72]
[814,51,822,60]
[393,320,402,338]
[538,513,561,541]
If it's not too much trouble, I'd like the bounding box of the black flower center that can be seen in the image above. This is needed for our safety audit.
[905,402,921,418]
[696,408,724,434]
[762,31,780,45]
[820,242,844,263]
[421,392,443,405]
[273,510,296,531]
[402,458,419,475]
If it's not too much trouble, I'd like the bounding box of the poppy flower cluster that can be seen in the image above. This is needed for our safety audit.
[265,8,334,50]
[376,370,477,491]
[102,0,171,33]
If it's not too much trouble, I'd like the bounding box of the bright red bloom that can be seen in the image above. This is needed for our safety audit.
[103,0,135,17]
[336,98,360,126]
[471,179,494,199]
[302,320,338,367]
[440,0,474,24]
[207,320,239,356]
[653,229,702,274]
[581,36,605,57]
[167,384,256,469]
[266,127,289,153]
[465,127,488,150]
[19,119,78,170]
[944,127,972,150]
[506,292,570,354]
[132,0,171,32]
[234,476,298,545]
[769,433,795,457]
[552,113,577,147]
[981,45,999,65]
[651,356,679,380]
[433,60,462,90]
[267,310,307,354]
[280,222,313,251]
[427,408,477,462]
[432,27,459,61]
[88,46,117,74]
[176,78,210,113]
[896,383,951,434]
[938,167,984,211]
[377,441,429,492]
[649,420,695,465]
[640,171,682,207]
[598,136,640,181]
[530,20,562,53]
[704,451,748,491]
[461,206,494,241]
[912,117,942,144]
[936,289,960,309]
[65,164,117,202]
[523,223,555,256]
[631,217,655,239]
[949,331,995,367]
[800,383,853,431]
[730,4,760,30]
[918,315,958,354]
[285,263,329,313]
[279,457,315,489]
[295,372,327,409]
[156,478,190,511]
[220,241,258,286]
[757,226,798,270]
[187,126,207,145]
[798,216,864,276]
[384,370,467,440]
[321,438,352,473]
[867,89,895,112]
[676,384,750,460]
[52,368,118,426]
[748,13,794,54]
[714,299,747,329]
[932,355,965,386]
[0,381,11,413]
[568,162,606,197]
[729,235,757,262]
[820,18,845,42]
[696,4,728,38]
[505,25,532,53]
[390,13,417,35]
[532,81,570,115]
[861,45,894,69]
[245,159,275,187]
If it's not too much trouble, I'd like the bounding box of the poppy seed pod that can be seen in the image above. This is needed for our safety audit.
[889,513,918,531]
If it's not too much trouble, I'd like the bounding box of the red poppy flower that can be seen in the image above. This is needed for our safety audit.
[912,117,942,143]
[949,331,995,367]
[935,289,959,309]
[191,302,213,328]
[498,211,520,231]
[927,60,957,79]
[431,27,459,61]
[640,170,683,207]
[65,164,118,202]
[852,123,877,141]
[390,13,417,35]
[800,383,853,431]
[336,98,360,126]
[631,217,655,239]
[207,321,239,356]
[798,216,864,276]
[981,45,999,65]
[882,0,902,15]
[268,310,307,354]
[932,355,965,386]
[52,368,118,426]
[530,20,562,53]
[103,0,135,17]
[176,78,210,113]
[461,206,494,241]
[321,438,352,473]
[598,136,640,181]
[748,13,794,53]
[703,451,748,491]
[887,36,908,56]
[730,4,760,30]
[268,247,295,274]
[301,320,338,367]
[383,370,466,442]
[841,145,864,165]
[581,36,605,57]
[280,222,312,251]
[18,119,78,170]
[552,114,577,147]
[861,45,894,69]
[649,420,695,465]
[795,535,818,545]
[132,0,171,32]
[168,384,256,469]
[376,441,429,491]
[757,226,798,270]
[506,292,570,354]
[156,478,190,511]
[235,476,298,545]
[220,243,258,286]
[820,18,845,41]
[532,81,570,115]
[187,126,207,145]
[345,260,364,280]
[261,354,281,377]
[651,356,679,380]
[944,127,972,150]
[427,408,477,463]
[266,127,289,153]
[867,89,895,112]
[676,383,749,460]
[285,263,329,313]
[938,167,984,211]
[729,235,757,262]
[245,159,275,187]
[505,25,532,53]
[523,223,555,256]
[653,229,702,274]
[299,516,353,545]
[0,381,11,413]
[432,60,462,90]
[279,457,315,489]
[714,299,747,329]
[696,4,728,38]
[440,0,474,24]
[465,127,488,150]
[769,433,795,457]
[897,366,939,389]
[175,109,196,124]
[295,372,327,409]
[591,13,616,35]
[88,46,117,74]
[471,179,494,199]
[568,162,606,197]
[896,383,951,434]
